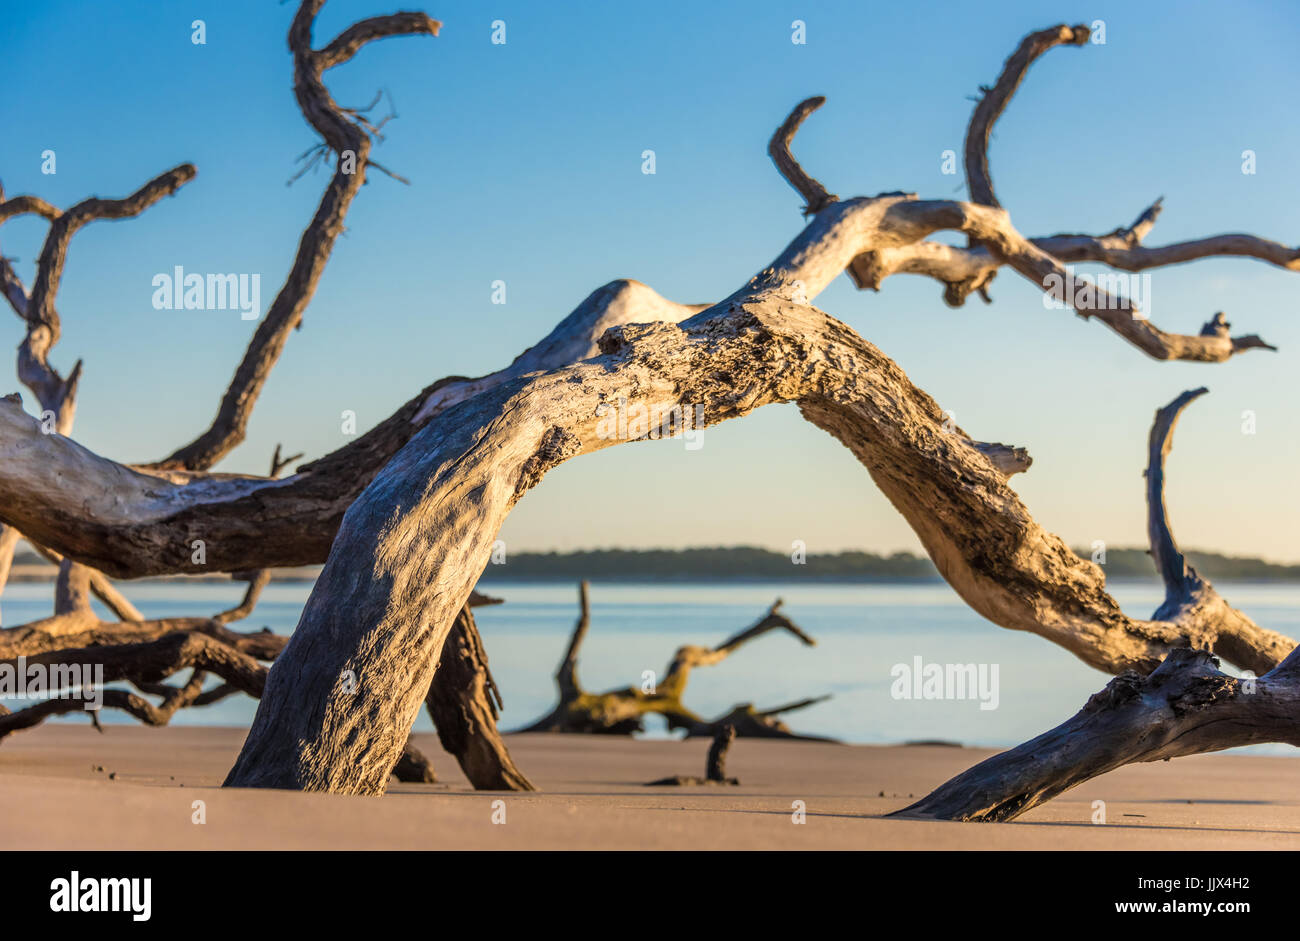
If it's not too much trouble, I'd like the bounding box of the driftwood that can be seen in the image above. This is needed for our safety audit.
[889,647,1300,822]
[647,725,740,787]
[518,582,830,739]
[421,602,534,790]
[4,20,1294,579]
[214,21,1298,795]
[0,0,526,791]
[1,11,1295,801]
[0,574,519,788]
[892,387,1299,821]
[220,288,1292,793]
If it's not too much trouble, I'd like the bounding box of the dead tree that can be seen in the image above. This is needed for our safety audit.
[0,0,527,789]
[518,581,831,739]
[0,15,1295,799]
[893,387,1298,821]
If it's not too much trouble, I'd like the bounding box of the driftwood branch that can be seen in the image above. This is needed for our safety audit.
[891,647,1300,822]
[313,11,441,70]
[892,387,1294,820]
[2,165,194,431]
[152,0,439,471]
[518,584,828,739]
[223,277,1292,792]
[768,96,838,216]
[847,21,1297,315]
[855,200,1300,308]
[964,23,1090,209]
[421,603,534,790]
[659,598,816,700]
[0,673,210,736]
[0,580,453,780]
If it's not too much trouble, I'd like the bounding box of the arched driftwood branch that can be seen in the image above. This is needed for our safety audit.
[223,287,1291,793]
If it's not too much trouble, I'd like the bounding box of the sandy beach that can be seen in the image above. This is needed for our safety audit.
[2,725,1298,850]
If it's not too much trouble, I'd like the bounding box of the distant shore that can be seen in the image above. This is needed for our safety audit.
[474,546,1300,583]
[12,544,1300,584]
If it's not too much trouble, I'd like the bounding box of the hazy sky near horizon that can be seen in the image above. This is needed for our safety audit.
[3,0,1299,560]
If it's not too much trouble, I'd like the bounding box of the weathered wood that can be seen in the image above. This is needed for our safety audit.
[226,283,1286,793]
[893,388,1295,820]
[768,96,838,216]
[964,24,1091,210]
[1,17,1295,801]
[890,647,1300,822]
[518,585,827,739]
[151,1,439,471]
[422,604,534,790]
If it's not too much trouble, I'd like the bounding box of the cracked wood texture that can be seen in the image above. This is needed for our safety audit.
[224,287,1290,793]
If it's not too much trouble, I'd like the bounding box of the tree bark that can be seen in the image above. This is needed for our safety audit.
[893,386,1295,820]
[890,647,1300,822]
[422,605,534,790]
[224,284,1287,793]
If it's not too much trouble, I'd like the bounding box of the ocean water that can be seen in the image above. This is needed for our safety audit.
[5,579,1299,755]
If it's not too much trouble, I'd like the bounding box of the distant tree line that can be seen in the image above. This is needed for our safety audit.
[474,546,1300,582]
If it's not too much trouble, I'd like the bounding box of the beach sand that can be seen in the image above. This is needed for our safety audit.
[2,725,1298,850]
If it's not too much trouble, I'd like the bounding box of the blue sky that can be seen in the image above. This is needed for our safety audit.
[3,0,1298,558]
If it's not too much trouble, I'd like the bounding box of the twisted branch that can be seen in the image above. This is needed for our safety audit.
[768,96,838,216]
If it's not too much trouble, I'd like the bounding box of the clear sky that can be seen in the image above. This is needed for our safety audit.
[3,0,1298,559]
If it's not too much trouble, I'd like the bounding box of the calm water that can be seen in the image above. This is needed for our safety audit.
[6,579,1299,755]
